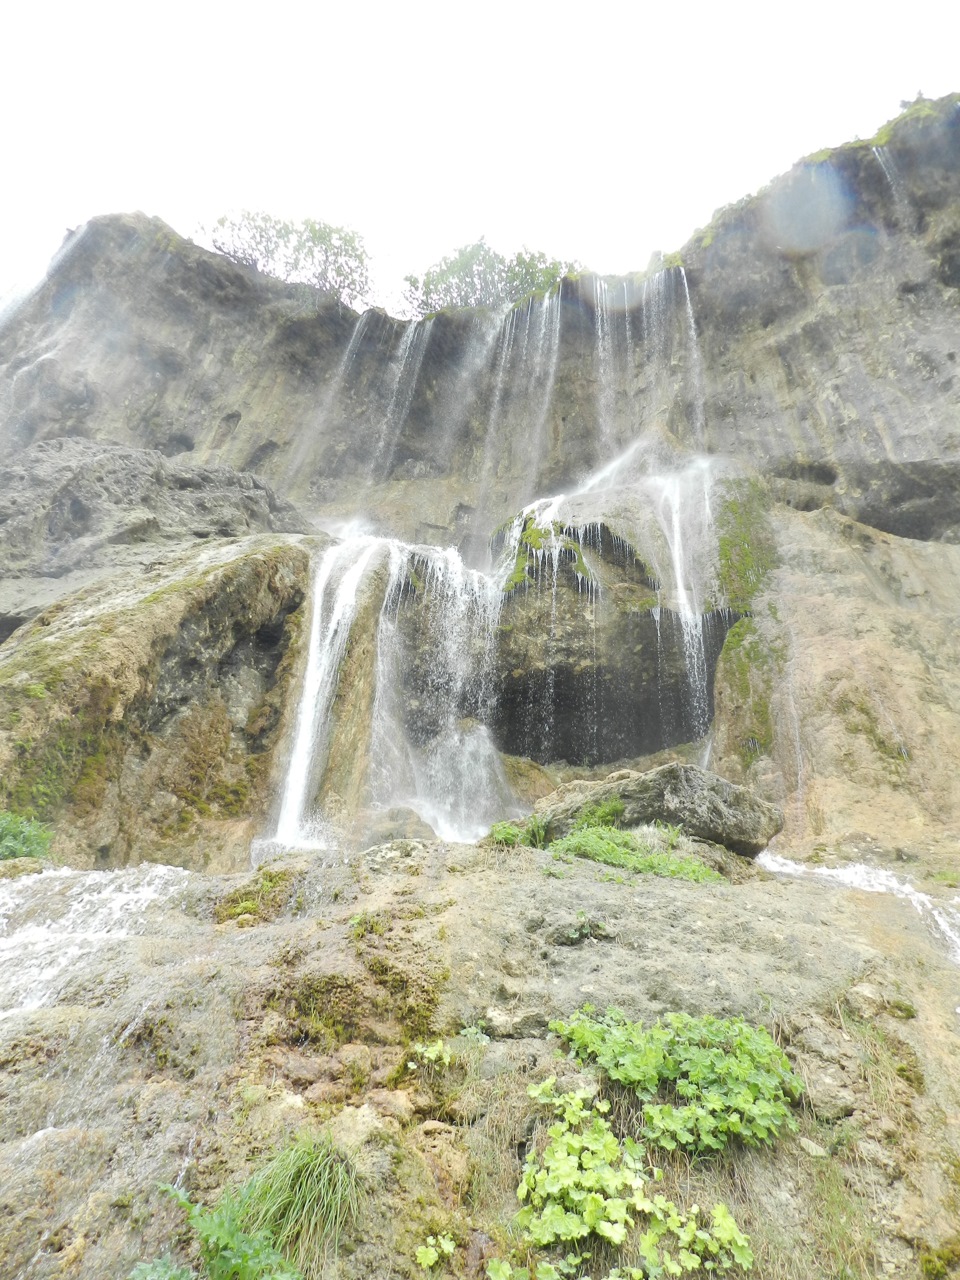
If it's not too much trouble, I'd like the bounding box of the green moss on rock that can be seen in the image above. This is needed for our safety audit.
[715,479,777,612]
[719,618,775,768]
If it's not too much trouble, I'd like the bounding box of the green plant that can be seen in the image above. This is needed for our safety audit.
[547,827,721,885]
[552,1009,803,1155]
[407,1037,453,1088]
[208,212,370,309]
[573,799,625,830]
[490,822,524,847]
[459,1021,491,1044]
[160,1184,302,1280]
[237,1133,364,1277]
[404,240,578,315]
[416,1233,456,1269]
[654,821,682,851]
[486,1080,753,1279]
[0,808,52,860]
[348,909,387,940]
[129,1261,196,1280]
[215,868,295,924]
[525,814,549,849]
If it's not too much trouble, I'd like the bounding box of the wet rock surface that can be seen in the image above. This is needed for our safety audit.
[2,96,960,1280]
[0,839,958,1279]
[0,536,310,870]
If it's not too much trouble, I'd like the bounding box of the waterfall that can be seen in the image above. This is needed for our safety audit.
[273,535,384,849]
[279,309,373,490]
[372,318,434,478]
[369,542,518,842]
[872,145,915,228]
[593,276,617,449]
[679,268,706,444]
[646,459,716,739]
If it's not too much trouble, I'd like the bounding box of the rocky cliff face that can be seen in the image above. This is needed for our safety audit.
[1,95,960,1280]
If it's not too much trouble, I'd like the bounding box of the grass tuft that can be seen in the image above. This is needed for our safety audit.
[548,823,723,883]
[238,1132,364,1277]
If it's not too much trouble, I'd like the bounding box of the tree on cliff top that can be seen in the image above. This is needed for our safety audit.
[209,211,370,310]
[403,239,578,315]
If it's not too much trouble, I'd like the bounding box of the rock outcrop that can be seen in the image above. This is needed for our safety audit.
[0,536,310,869]
[534,762,784,855]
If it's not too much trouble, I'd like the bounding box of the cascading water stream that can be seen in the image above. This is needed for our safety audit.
[279,310,373,489]
[369,541,518,841]
[0,864,187,1020]
[872,145,915,228]
[372,318,434,478]
[758,853,960,978]
[679,268,706,444]
[273,535,384,849]
[646,459,716,739]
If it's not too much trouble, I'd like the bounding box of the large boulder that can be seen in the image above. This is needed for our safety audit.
[534,761,783,856]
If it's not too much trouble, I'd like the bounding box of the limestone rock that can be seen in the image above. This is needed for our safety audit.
[534,762,783,856]
[0,536,309,870]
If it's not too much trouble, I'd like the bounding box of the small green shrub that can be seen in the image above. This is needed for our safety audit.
[416,1233,456,1269]
[0,809,52,860]
[525,814,548,849]
[548,826,721,884]
[551,1008,803,1155]
[490,821,523,846]
[215,868,295,923]
[572,798,625,830]
[238,1133,364,1277]
[129,1261,195,1280]
[154,1184,302,1280]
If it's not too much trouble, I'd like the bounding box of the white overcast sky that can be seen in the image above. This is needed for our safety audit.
[2,1,958,316]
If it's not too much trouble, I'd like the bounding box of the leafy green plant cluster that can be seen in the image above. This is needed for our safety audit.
[572,799,626,830]
[208,212,370,309]
[404,239,578,315]
[548,827,721,886]
[215,867,296,924]
[491,821,524,847]
[486,1080,753,1280]
[129,1260,195,1280]
[131,1184,302,1280]
[408,1037,453,1078]
[551,1009,803,1154]
[416,1233,456,1269]
[488,815,549,849]
[0,808,52,860]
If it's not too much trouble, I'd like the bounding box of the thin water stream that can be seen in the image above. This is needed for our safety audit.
[758,852,960,976]
[0,864,188,1019]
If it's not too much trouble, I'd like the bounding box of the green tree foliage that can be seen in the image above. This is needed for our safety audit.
[404,239,578,315]
[209,212,370,310]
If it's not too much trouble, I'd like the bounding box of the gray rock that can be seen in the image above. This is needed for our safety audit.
[534,762,783,856]
[0,436,308,583]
